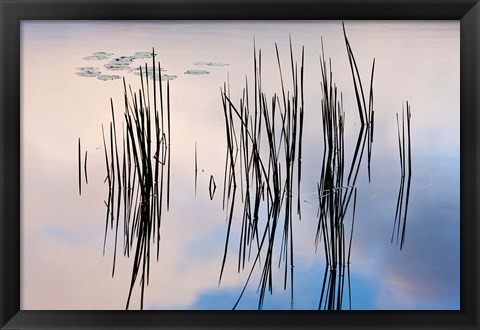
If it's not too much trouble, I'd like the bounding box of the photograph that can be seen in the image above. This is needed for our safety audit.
[20,20,460,311]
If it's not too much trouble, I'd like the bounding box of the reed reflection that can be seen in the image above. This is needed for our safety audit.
[392,102,412,250]
[101,49,172,309]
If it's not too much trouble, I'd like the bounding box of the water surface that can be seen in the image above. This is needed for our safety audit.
[21,20,459,310]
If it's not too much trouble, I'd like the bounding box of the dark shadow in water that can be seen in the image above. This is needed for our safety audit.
[392,102,412,250]
[100,48,172,310]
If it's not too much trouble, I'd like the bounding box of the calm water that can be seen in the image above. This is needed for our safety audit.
[21,21,459,310]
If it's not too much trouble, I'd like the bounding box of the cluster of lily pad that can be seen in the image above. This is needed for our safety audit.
[75,66,121,81]
[104,56,135,71]
[76,66,102,77]
[76,51,229,81]
[76,51,177,82]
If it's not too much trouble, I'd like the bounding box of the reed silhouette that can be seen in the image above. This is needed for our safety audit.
[101,48,172,309]
[78,138,81,195]
[392,101,412,250]
[86,23,418,311]
[219,38,305,310]
[195,141,198,196]
[84,150,88,184]
[216,22,380,310]
[314,23,376,310]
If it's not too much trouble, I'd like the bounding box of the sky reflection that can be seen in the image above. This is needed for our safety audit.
[21,20,459,310]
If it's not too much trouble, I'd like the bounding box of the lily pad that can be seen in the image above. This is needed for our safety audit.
[97,74,121,81]
[160,74,177,81]
[132,52,153,59]
[83,52,114,60]
[185,70,209,75]
[145,72,177,81]
[76,67,101,77]
[193,62,229,67]
[76,66,100,71]
[104,62,131,71]
[129,66,166,76]
[111,56,135,64]
[83,56,101,60]
[93,51,113,57]
[104,56,135,71]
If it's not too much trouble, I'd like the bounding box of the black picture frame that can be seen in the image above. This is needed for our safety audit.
[1,0,478,329]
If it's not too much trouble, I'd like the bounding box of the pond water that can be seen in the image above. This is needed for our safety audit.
[20,20,459,310]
